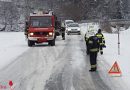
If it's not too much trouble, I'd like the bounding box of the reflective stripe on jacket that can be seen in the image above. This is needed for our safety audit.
[91,64,97,68]
[90,48,99,52]
[96,33,105,44]
[96,34,102,38]
[88,36,100,52]
[100,42,104,45]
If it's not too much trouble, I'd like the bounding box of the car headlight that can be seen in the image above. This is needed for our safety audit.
[68,28,71,31]
[49,32,53,36]
[29,33,34,36]
[78,28,80,30]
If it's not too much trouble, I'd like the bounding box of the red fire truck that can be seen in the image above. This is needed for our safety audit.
[24,11,56,46]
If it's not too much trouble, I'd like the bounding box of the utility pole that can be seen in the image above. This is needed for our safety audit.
[116,25,120,55]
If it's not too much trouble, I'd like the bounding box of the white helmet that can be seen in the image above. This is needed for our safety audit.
[88,30,95,37]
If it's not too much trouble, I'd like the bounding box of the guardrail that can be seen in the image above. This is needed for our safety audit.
[80,19,130,24]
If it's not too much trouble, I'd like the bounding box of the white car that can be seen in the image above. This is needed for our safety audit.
[66,23,81,35]
[64,20,74,29]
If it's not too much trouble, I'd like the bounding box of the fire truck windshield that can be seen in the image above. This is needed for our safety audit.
[30,16,52,28]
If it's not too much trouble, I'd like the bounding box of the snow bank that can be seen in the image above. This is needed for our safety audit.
[0,32,29,70]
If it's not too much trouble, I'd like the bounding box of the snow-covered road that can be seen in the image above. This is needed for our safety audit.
[0,33,128,90]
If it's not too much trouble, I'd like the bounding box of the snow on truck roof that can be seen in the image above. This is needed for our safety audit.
[30,11,53,16]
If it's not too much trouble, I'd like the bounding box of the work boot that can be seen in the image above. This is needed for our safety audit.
[100,51,103,55]
[89,68,96,72]
[62,37,65,40]
[89,69,96,72]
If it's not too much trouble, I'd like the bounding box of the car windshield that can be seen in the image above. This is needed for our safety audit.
[30,16,52,28]
[66,21,74,24]
[68,24,79,27]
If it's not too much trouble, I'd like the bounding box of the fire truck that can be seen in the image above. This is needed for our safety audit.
[24,11,57,46]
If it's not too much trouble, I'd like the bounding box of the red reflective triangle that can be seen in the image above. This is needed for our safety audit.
[108,61,121,75]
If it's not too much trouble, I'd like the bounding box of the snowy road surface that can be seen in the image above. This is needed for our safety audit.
[0,33,128,90]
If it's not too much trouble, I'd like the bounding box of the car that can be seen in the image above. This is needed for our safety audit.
[64,20,74,30]
[64,20,74,25]
[66,23,81,35]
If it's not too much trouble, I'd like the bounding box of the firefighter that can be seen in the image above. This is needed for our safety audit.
[55,20,65,40]
[87,31,100,72]
[24,21,29,38]
[60,22,65,40]
[55,20,61,38]
[61,27,65,40]
[95,29,106,55]
[84,31,90,55]
[84,29,95,54]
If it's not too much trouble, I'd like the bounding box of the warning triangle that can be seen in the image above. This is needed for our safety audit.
[108,61,122,76]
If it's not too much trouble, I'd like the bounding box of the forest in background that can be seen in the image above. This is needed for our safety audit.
[0,0,129,31]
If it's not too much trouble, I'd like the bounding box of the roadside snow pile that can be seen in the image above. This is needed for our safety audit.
[103,26,130,87]
[0,32,29,70]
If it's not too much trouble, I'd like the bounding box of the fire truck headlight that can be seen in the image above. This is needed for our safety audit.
[49,32,53,36]
[29,33,34,36]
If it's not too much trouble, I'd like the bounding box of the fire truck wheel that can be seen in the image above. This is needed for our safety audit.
[49,39,55,46]
[28,40,35,47]
[54,35,57,39]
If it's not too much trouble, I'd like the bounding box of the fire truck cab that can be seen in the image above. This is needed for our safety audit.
[25,11,56,46]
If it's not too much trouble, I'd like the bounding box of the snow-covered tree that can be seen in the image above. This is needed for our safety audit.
[0,0,130,31]
[0,1,19,31]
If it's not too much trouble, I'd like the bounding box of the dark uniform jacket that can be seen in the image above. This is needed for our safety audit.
[88,36,100,52]
[95,33,105,47]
